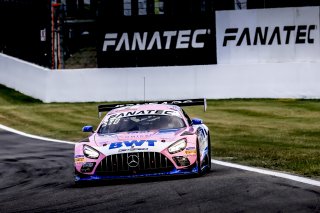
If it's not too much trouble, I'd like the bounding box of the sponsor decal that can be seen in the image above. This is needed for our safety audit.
[186,147,196,150]
[158,129,179,133]
[110,99,195,109]
[123,134,154,139]
[223,25,317,47]
[102,29,210,52]
[109,140,157,149]
[75,157,85,164]
[100,134,117,138]
[108,110,179,119]
[185,150,197,155]
[118,148,148,152]
[127,131,150,134]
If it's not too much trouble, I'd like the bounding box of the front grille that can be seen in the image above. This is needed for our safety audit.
[96,152,174,175]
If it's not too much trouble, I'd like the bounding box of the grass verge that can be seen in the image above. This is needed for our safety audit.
[0,84,319,179]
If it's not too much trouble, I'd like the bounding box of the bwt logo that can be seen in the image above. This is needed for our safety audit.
[102,29,210,51]
[109,140,157,149]
[222,25,317,46]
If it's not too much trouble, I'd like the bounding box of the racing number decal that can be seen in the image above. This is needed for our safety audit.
[108,118,120,125]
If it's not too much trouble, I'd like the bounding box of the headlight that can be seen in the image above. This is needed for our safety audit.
[83,145,100,159]
[168,139,187,154]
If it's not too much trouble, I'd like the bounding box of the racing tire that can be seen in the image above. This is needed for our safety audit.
[195,139,202,177]
[206,133,212,173]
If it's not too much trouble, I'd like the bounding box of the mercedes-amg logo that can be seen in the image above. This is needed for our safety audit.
[127,154,139,168]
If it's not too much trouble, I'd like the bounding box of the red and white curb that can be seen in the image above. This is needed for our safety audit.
[1,124,319,187]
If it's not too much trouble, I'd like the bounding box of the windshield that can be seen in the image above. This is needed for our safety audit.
[98,115,186,134]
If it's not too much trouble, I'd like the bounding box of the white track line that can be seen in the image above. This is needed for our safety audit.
[0,124,74,145]
[0,124,319,187]
[212,159,320,187]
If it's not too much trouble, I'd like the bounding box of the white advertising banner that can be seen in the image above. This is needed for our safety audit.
[216,7,320,64]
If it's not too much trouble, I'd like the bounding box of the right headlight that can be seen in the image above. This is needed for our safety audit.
[83,145,100,159]
[168,139,187,154]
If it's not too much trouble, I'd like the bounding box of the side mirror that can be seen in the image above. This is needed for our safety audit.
[82,125,93,132]
[191,118,203,125]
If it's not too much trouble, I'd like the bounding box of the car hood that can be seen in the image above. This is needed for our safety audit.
[90,128,188,155]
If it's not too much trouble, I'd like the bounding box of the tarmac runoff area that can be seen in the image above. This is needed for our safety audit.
[0,124,319,188]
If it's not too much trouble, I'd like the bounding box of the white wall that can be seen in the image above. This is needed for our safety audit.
[1,53,320,103]
[0,54,50,101]
[216,7,320,64]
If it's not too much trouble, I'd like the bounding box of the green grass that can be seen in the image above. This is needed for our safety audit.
[0,84,320,179]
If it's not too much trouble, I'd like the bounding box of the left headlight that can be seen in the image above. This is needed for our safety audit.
[168,139,187,154]
[83,145,100,159]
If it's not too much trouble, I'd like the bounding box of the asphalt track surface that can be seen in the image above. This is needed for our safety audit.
[0,129,319,213]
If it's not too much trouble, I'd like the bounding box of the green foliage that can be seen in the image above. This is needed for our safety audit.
[183,99,320,179]
[0,84,42,104]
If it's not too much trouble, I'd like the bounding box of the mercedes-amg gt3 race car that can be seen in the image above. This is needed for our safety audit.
[74,99,211,183]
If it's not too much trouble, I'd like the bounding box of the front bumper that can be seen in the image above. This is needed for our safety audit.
[74,163,201,182]
[74,144,208,183]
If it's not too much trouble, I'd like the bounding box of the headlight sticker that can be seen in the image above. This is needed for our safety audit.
[83,145,100,159]
[168,139,187,154]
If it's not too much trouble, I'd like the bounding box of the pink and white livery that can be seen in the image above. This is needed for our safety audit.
[74,98,211,183]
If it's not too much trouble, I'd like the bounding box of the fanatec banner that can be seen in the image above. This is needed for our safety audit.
[216,7,320,64]
[97,16,216,67]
